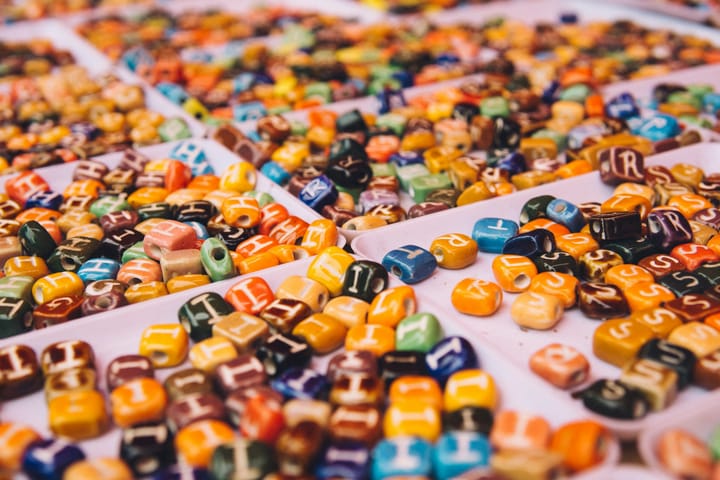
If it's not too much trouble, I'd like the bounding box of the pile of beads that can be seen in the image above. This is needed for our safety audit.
[0,66,195,174]
[0,253,612,479]
[0,39,75,78]
[0,141,338,338]
[655,425,720,479]
[2,0,150,22]
[380,149,720,421]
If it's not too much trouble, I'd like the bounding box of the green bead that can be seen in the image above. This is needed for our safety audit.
[679,115,712,129]
[558,84,591,103]
[290,121,309,136]
[205,116,229,127]
[397,163,430,191]
[601,237,658,264]
[137,202,174,221]
[47,236,101,272]
[371,64,400,81]
[375,113,406,136]
[243,191,274,207]
[532,128,567,152]
[304,82,332,103]
[667,91,702,111]
[371,162,397,178]
[121,241,150,263]
[282,25,315,49]
[178,292,235,342]
[0,297,33,338]
[710,424,720,460]
[200,238,236,282]
[408,173,452,203]
[268,104,292,115]
[368,78,401,95]
[396,312,443,353]
[519,195,555,225]
[18,221,57,259]
[158,117,193,141]
[0,276,35,304]
[480,96,510,118]
[687,84,713,101]
[210,440,276,480]
[89,196,130,218]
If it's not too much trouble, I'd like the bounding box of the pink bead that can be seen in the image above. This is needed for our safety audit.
[117,259,163,285]
[143,220,197,260]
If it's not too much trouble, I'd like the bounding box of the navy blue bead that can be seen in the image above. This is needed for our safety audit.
[496,152,527,176]
[604,93,640,120]
[437,53,461,65]
[382,245,437,284]
[390,151,424,167]
[502,229,556,256]
[377,88,406,115]
[316,441,370,480]
[77,258,121,284]
[559,11,578,23]
[392,71,414,89]
[433,432,491,478]
[23,439,86,480]
[271,367,328,400]
[425,336,478,385]
[261,161,291,186]
[472,217,519,253]
[299,175,339,212]
[546,198,585,232]
[371,437,433,480]
[541,81,560,104]
[25,191,63,210]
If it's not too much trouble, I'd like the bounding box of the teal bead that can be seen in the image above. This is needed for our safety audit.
[480,96,510,118]
[396,312,443,353]
[0,275,35,303]
[89,196,130,218]
[558,84,591,103]
[242,191,274,207]
[304,82,332,102]
[158,117,193,141]
[532,128,567,152]
[0,297,33,338]
[375,113,406,136]
[200,238,236,282]
[408,173,453,203]
[397,164,430,191]
[18,221,56,259]
[290,120,309,136]
[121,241,150,263]
[371,162,397,178]
[667,91,702,111]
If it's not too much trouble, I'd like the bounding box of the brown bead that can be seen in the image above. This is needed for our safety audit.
[40,340,95,376]
[276,421,324,476]
[367,176,399,192]
[33,295,84,329]
[225,386,283,427]
[211,124,246,151]
[578,249,624,282]
[44,367,96,403]
[106,355,154,391]
[694,349,720,389]
[366,204,406,225]
[329,372,384,407]
[260,298,313,334]
[0,344,42,399]
[214,354,266,396]
[665,293,720,323]
[407,201,450,219]
[163,368,214,402]
[321,205,357,227]
[257,115,292,144]
[99,210,139,233]
[166,392,226,433]
[82,280,127,316]
[328,405,382,446]
[73,160,109,181]
[470,115,495,150]
[327,350,378,383]
[135,171,165,188]
[638,254,686,279]
[577,282,630,319]
[645,165,675,187]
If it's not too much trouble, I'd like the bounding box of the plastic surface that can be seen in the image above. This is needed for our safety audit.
[0,255,619,478]
[352,142,720,439]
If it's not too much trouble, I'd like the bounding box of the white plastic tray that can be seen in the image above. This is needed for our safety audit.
[606,0,711,23]
[638,389,720,476]
[352,142,720,439]
[0,19,206,138]
[0,255,619,479]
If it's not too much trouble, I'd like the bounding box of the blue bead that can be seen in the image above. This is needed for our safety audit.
[371,437,433,480]
[184,221,209,240]
[156,82,190,105]
[77,258,121,284]
[437,53,461,65]
[299,175,338,212]
[382,245,437,284]
[246,130,262,143]
[377,88,406,115]
[220,40,246,60]
[271,367,328,400]
[496,152,527,176]
[559,11,578,23]
[433,432,491,478]
[260,161,291,186]
[180,48,213,64]
[632,113,681,141]
[541,81,560,104]
[472,218,519,253]
[23,439,86,480]
[502,229,556,256]
[390,151,423,167]
[425,336,478,384]
[546,198,585,232]
[316,441,370,480]
[232,73,256,94]
[168,142,213,176]
[25,191,63,210]
[391,71,414,89]
[121,46,154,71]
[703,92,720,114]
[605,93,640,120]
[233,102,268,122]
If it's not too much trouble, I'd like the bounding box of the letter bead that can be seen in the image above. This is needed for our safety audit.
[657,429,714,480]
[143,220,197,260]
[511,291,564,330]
[271,367,328,400]
[529,343,590,389]
[371,437,433,480]
[327,350,378,383]
[40,340,94,376]
[492,255,537,293]
[164,368,214,402]
[395,312,444,353]
[178,292,234,342]
[32,272,84,305]
[323,296,370,330]
[593,319,655,367]
[189,336,238,373]
[550,421,611,473]
[255,333,313,377]
[426,337,478,385]
[669,322,720,357]
[695,349,720,390]
[382,245,437,284]
[110,378,167,428]
[502,229,556,257]
[342,260,388,303]
[490,410,551,451]
[577,379,650,420]
[175,420,235,469]
[451,278,503,317]
[210,440,276,480]
[529,272,578,308]
[22,439,86,480]
[367,286,416,328]
[138,324,189,368]
[275,275,330,313]
[166,393,226,433]
[620,358,679,411]
[48,390,108,440]
[578,282,630,319]
[472,217,519,253]
[224,277,275,315]
[106,355,154,391]
[444,369,497,413]
[62,458,133,480]
[430,233,478,269]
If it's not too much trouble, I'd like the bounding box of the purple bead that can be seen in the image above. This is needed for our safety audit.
[496,152,527,176]
[271,367,328,400]
[327,350,378,383]
[390,151,424,167]
[359,190,399,213]
[693,207,720,230]
[69,122,100,140]
[23,439,86,480]
[647,209,694,251]
[316,441,370,480]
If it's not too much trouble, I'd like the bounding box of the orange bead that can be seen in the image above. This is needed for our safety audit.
[450,278,503,316]
[237,251,280,275]
[550,421,612,473]
[236,235,278,258]
[345,324,395,357]
[604,264,655,290]
[492,254,538,293]
[175,420,235,468]
[671,243,720,271]
[63,179,105,199]
[164,159,192,192]
[528,272,578,308]
[584,94,605,117]
[388,376,443,410]
[367,286,416,328]
[258,203,289,236]
[555,160,592,179]
[110,378,167,428]
[529,343,590,389]
[667,193,713,219]
[187,174,220,192]
[600,194,651,220]
[555,232,598,261]
[624,282,676,312]
[300,219,338,255]
[518,218,570,237]
[490,410,552,451]
[5,171,49,206]
[224,276,275,315]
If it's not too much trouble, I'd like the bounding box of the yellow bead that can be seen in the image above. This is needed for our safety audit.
[443,369,497,411]
[613,182,656,205]
[323,296,369,329]
[189,336,238,373]
[219,162,257,193]
[670,163,705,187]
[306,246,354,297]
[345,323,395,357]
[292,313,348,355]
[4,256,48,280]
[139,323,188,368]
[520,137,558,161]
[424,146,462,174]
[145,159,171,173]
[128,187,169,208]
[383,403,441,442]
[268,244,311,264]
[456,181,495,207]
[166,274,211,293]
[48,390,108,440]
[32,272,84,305]
[556,159,592,179]
[426,101,454,122]
[429,233,478,269]
[593,319,655,367]
[212,312,269,352]
[451,278,503,316]
[668,322,720,357]
[276,275,330,313]
[624,282,676,312]
[134,218,166,235]
[511,170,556,190]
[124,281,168,304]
[400,130,436,151]
[628,308,683,338]
[271,142,309,173]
